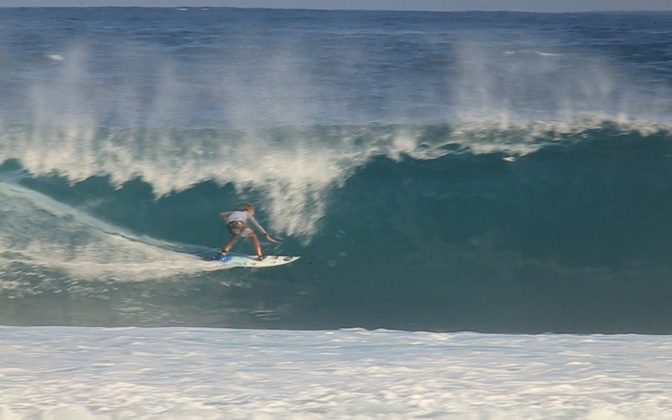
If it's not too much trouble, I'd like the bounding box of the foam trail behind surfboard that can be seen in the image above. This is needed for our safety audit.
[0,181,227,283]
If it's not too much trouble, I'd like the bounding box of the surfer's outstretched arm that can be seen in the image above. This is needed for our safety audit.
[248,214,278,244]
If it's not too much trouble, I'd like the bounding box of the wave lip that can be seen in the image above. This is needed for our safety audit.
[2,119,670,242]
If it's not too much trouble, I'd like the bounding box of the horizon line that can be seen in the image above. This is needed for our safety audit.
[0,5,670,13]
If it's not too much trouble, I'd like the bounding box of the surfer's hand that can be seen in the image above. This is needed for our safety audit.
[266,234,278,244]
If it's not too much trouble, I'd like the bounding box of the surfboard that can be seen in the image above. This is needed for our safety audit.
[210,252,300,268]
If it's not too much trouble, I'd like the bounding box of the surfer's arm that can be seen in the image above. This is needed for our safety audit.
[248,214,278,243]
[247,214,268,235]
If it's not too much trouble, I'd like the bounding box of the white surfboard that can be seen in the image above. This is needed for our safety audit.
[210,252,300,268]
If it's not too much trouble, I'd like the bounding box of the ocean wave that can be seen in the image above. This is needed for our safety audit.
[2,127,672,332]
[2,121,670,241]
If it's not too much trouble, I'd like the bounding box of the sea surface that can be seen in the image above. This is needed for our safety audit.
[1,7,672,418]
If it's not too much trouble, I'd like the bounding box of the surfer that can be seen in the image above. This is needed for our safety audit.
[217,203,277,261]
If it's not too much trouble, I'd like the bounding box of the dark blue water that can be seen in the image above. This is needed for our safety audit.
[1,8,672,333]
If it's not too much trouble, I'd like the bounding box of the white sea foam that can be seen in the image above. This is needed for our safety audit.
[46,54,64,62]
[0,326,670,419]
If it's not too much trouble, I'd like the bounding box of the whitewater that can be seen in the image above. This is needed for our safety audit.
[2,7,672,419]
[2,327,671,419]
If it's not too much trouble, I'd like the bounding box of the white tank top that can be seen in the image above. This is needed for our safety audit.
[227,210,248,224]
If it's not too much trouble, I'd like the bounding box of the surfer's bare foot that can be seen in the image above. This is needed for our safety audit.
[257,255,266,261]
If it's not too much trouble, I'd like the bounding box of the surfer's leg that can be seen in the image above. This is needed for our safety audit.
[220,235,239,255]
[249,233,264,260]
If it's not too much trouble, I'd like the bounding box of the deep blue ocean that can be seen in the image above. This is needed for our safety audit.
[1,7,672,333]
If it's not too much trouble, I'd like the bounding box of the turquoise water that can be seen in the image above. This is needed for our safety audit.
[1,8,672,332]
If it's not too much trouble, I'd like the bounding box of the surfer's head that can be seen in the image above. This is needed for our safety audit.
[243,203,255,214]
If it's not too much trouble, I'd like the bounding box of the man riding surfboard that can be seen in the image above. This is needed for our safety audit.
[217,203,277,261]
